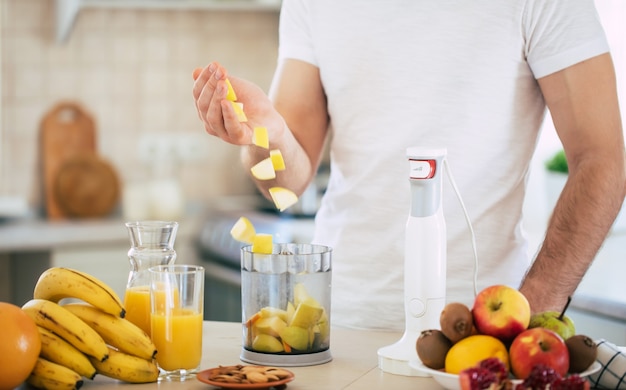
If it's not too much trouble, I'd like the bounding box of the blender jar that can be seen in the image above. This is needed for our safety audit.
[240,243,332,366]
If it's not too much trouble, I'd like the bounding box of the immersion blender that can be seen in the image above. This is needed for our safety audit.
[377,147,447,376]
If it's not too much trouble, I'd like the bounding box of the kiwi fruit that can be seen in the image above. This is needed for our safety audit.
[440,302,474,343]
[415,329,453,370]
[566,334,598,373]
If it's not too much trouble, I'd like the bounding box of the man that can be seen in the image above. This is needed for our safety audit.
[193,0,625,331]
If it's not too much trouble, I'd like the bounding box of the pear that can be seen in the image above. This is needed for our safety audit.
[528,296,575,340]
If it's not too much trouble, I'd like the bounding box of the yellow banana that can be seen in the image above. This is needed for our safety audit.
[22,299,109,362]
[26,357,84,390]
[63,303,157,360]
[33,267,126,318]
[89,347,159,384]
[37,326,97,380]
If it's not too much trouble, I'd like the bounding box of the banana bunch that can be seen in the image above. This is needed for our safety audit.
[22,267,159,389]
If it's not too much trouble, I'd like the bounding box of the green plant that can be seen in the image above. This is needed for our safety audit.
[545,150,568,174]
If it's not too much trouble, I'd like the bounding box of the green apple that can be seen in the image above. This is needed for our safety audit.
[529,311,575,340]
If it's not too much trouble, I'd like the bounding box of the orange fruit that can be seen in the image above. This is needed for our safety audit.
[444,334,509,374]
[0,302,42,390]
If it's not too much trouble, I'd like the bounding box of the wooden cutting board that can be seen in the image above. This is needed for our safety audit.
[53,153,120,218]
[40,101,101,219]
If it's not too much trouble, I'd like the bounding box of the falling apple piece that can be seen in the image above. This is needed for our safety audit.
[230,101,247,122]
[250,158,276,180]
[253,127,269,149]
[230,216,256,244]
[224,78,237,102]
[252,233,273,254]
[268,187,298,212]
[270,149,285,171]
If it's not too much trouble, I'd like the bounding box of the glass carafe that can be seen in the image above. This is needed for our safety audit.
[124,220,178,336]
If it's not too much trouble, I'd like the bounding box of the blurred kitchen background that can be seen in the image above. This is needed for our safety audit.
[1,0,625,343]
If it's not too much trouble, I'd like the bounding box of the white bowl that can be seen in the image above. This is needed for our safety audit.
[409,360,601,390]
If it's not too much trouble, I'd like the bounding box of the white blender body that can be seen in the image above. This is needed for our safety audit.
[377,147,447,376]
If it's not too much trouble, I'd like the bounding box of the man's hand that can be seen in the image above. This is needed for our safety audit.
[191,62,285,147]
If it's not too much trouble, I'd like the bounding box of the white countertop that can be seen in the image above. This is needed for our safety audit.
[15,321,443,390]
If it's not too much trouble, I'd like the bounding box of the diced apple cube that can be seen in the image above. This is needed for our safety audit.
[245,311,262,328]
[252,233,273,254]
[253,316,287,338]
[289,298,324,328]
[270,149,286,171]
[225,78,237,102]
[230,216,256,244]
[268,187,298,212]
[252,334,283,353]
[260,306,289,322]
[286,301,296,324]
[230,101,247,122]
[293,283,311,306]
[253,127,269,149]
[250,158,276,180]
[279,326,310,351]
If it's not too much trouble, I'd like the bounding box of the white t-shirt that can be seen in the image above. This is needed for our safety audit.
[277,0,609,331]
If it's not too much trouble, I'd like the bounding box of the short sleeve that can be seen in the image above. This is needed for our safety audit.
[277,0,318,66]
[523,0,610,78]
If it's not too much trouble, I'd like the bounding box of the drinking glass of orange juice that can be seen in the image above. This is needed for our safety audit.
[149,264,204,381]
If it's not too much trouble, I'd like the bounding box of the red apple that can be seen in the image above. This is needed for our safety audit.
[471,285,531,342]
[509,327,570,379]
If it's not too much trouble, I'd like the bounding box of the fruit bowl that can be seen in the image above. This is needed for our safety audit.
[409,360,601,390]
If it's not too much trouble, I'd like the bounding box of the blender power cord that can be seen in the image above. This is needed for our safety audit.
[443,158,479,298]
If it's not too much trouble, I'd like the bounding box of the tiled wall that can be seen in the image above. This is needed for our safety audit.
[0,0,279,215]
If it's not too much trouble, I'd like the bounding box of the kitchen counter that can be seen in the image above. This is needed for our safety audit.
[24,321,442,390]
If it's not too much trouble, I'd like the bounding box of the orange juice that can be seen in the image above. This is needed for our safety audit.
[151,308,203,371]
[125,285,181,336]
[151,284,180,313]
[124,286,151,335]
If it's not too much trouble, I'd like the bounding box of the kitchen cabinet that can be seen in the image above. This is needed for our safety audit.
[55,0,282,43]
